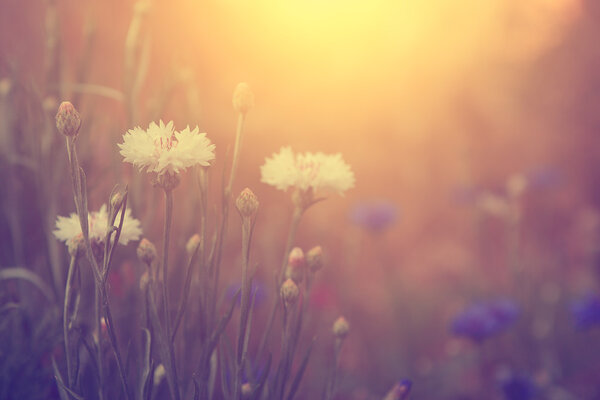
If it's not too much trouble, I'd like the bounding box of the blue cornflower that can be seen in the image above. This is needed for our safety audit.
[383,379,412,400]
[571,293,600,330]
[350,200,398,232]
[225,280,268,309]
[500,373,536,400]
[451,299,520,343]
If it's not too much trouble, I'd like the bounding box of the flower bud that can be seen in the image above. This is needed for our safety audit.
[110,191,125,213]
[241,383,253,398]
[236,188,259,218]
[306,246,323,273]
[288,247,304,268]
[285,247,305,283]
[152,172,180,191]
[153,364,166,387]
[382,380,412,400]
[233,82,254,114]
[55,101,81,137]
[186,233,201,257]
[0,78,12,97]
[137,238,157,267]
[100,317,108,336]
[280,278,299,307]
[332,316,349,339]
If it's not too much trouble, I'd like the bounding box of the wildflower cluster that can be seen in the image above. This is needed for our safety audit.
[451,299,520,343]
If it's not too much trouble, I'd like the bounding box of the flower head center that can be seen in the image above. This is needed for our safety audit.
[296,159,320,181]
[154,135,179,153]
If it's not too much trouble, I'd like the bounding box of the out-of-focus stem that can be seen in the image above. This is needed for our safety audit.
[209,111,247,330]
[72,3,97,108]
[325,339,343,400]
[44,0,61,99]
[257,205,303,364]
[63,255,77,388]
[234,216,252,399]
[95,282,104,400]
[160,188,181,400]
[226,113,246,199]
[162,189,173,338]
[100,284,132,400]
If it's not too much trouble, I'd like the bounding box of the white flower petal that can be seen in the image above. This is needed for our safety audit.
[260,147,354,195]
[119,121,215,176]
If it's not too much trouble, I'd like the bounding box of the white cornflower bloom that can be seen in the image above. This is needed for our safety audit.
[118,120,215,176]
[53,205,142,249]
[260,146,354,195]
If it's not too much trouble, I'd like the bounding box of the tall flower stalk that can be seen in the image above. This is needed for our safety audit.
[233,188,259,398]
[56,102,134,400]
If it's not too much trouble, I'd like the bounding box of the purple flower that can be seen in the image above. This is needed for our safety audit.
[500,373,536,400]
[350,200,398,232]
[571,293,600,330]
[451,299,520,343]
[526,166,563,191]
[383,379,412,400]
[225,280,268,308]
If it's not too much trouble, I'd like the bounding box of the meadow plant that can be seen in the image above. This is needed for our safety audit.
[19,81,387,400]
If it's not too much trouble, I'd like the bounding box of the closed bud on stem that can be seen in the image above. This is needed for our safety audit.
[55,101,81,137]
[110,191,125,214]
[382,380,413,400]
[153,364,166,387]
[186,233,201,257]
[285,247,305,283]
[137,238,157,267]
[0,78,11,97]
[236,188,259,218]
[152,172,180,191]
[100,317,108,337]
[241,383,253,398]
[332,316,350,339]
[306,245,323,273]
[281,278,299,307]
[233,82,254,114]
